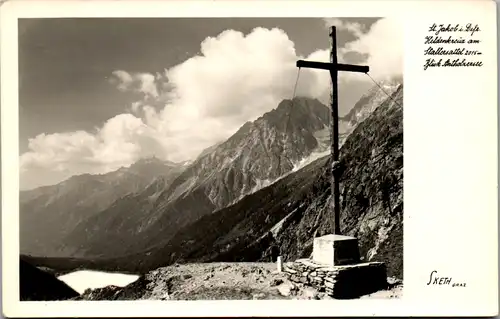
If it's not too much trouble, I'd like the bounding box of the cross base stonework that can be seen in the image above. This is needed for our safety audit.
[283,259,388,299]
[283,234,388,298]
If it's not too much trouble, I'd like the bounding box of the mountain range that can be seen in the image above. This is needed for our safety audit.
[20,79,403,279]
[20,157,186,257]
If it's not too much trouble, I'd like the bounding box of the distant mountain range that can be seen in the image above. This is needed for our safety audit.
[21,80,403,279]
[20,156,187,256]
[21,97,332,258]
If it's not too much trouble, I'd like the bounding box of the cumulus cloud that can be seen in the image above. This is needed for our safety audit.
[324,17,403,81]
[20,114,168,189]
[323,18,365,38]
[21,20,403,189]
[111,70,134,91]
[130,101,142,113]
[110,70,159,98]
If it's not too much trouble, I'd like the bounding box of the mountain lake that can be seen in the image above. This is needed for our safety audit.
[57,270,140,294]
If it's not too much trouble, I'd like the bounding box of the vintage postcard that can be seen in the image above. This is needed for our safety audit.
[1,0,498,317]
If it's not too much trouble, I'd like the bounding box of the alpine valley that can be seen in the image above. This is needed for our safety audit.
[20,80,403,298]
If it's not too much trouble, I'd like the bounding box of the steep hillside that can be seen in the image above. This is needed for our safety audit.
[20,157,186,257]
[64,97,332,258]
[274,84,403,277]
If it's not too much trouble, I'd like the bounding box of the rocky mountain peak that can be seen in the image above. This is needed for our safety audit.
[126,156,179,173]
[228,97,330,147]
[270,97,328,121]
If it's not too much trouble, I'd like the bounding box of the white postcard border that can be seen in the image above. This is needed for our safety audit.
[1,0,498,317]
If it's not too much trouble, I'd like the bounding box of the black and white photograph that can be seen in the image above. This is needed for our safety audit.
[2,0,499,317]
[16,16,405,302]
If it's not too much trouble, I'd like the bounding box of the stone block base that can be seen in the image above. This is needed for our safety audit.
[312,234,360,266]
[283,258,388,299]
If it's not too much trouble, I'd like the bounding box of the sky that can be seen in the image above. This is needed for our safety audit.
[18,17,403,190]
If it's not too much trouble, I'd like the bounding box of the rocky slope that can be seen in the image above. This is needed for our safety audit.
[20,257,79,301]
[20,157,186,257]
[273,84,404,277]
[62,97,332,257]
[73,262,402,301]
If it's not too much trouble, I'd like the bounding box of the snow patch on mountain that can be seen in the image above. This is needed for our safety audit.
[292,149,330,173]
[250,178,274,194]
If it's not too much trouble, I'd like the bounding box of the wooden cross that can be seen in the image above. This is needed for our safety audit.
[296,26,369,235]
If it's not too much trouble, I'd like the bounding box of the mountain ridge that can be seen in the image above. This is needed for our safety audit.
[67,97,333,257]
[20,157,187,257]
[22,96,334,259]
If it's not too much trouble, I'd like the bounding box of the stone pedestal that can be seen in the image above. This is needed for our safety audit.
[312,234,361,266]
[283,259,388,299]
[281,233,389,299]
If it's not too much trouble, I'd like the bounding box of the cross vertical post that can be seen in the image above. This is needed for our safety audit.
[296,26,369,235]
[329,26,341,235]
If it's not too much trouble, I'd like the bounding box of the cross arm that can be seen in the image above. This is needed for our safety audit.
[296,60,369,73]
